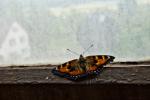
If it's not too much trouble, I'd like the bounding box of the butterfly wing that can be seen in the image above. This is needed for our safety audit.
[52,58,85,77]
[52,55,115,81]
[85,55,115,74]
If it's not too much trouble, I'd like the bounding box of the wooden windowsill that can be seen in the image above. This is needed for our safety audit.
[0,63,150,100]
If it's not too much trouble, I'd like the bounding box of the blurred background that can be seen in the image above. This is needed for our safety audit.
[0,0,150,65]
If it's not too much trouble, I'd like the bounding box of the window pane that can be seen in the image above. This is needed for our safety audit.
[0,0,149,65]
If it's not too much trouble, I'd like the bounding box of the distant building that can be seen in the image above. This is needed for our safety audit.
[0,22,31,64]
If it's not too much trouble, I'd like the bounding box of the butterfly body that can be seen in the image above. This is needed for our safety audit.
[52,55,115,81]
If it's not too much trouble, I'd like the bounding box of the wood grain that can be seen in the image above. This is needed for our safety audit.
[0,65,150,100]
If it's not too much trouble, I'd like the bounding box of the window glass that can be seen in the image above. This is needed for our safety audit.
[0,0,149,65]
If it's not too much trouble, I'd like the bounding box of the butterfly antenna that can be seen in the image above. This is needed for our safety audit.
[67,49,80,56]
[82,44,94,55]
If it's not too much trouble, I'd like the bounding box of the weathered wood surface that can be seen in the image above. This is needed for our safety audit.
[0,65,150,84]
[0,65,150,100]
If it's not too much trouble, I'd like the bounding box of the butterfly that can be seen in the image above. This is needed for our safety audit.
[52,54,115,81]
[52,44,115,81]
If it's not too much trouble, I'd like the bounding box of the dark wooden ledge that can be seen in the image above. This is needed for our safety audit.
[0,64,150,100]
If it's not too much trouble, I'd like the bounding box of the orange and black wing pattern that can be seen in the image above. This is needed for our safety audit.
[85,55,115,72]
[52,55,115,81]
